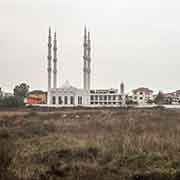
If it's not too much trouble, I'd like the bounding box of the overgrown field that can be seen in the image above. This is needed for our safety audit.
[1,107,180,180]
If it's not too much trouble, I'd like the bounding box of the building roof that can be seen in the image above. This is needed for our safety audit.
[133,87,153,95]
[60,80,75,89]
[59,80,79,91]
[50,80,88,94]
[28,90,47,95]
[26,96,42,100]
[90,88,118,94]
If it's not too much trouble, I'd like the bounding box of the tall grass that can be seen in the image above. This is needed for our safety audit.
[1,108,180,179]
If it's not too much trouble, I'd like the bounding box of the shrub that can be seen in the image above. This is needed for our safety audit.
[0,128,16,179]
[0,96,24,108]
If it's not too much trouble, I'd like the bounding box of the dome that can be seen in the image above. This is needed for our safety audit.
[59,80,78,91]
[61,80,72,89]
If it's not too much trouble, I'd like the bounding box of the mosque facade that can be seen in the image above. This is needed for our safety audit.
[47,27,126,106]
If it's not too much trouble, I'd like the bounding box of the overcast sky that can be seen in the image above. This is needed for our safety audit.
[1,0,180,93]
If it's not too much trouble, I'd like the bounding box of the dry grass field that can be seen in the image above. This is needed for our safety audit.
[1,107,180,180]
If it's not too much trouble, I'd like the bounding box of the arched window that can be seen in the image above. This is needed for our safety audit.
[78,96,83,105]
[59,96,62,104]
[64,96,68,105]
[52,96,56,104]
[70,96,74,105]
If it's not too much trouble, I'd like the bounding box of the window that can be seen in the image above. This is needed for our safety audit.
[113,95,116,100]
[104,96,107,100]
[90,95,94,101]
[64,96,68,105]
[140,92,143,95]
[95,95,98,100]
[108,95,111,100]
[140,97,143,100]
[52,96,56,104]
[99,95,103,100]
[58,96,62,104]
[78,96,82,105]
[70,96,74,105]
[119,95,122,100]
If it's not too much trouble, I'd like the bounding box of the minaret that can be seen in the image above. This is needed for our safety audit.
[47,27,52,91]
[83,26,88,90]
[53,32,57,89]
[120,82,125,95]
[120,82,126,106]
[87,30,91,91]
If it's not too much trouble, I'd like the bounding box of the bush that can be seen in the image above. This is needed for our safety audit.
[0,128,16,179]
[0,96,24,108]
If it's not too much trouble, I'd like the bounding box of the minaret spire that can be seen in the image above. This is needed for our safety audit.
[47,27,52,91]
[120,82,125,95]
[87,30,91,90]
[83,26,88,90]
[53,32,57,89]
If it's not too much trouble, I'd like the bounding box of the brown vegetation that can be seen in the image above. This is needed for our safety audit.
[1,107,180,180]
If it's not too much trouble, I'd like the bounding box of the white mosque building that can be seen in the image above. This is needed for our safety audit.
[47,27,126,107]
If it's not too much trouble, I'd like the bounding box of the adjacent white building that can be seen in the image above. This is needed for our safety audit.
[47,27,125,107]
[0,87,13,98]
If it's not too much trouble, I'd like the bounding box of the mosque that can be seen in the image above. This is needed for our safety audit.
[47,27,126,106]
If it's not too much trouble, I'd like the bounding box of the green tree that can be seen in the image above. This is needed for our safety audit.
[13,83,29,99]
[0,96,23,107]
[0,88,2,98]
[154,91,164,105]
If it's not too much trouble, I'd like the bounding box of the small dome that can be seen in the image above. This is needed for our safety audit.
[61,80,72,89]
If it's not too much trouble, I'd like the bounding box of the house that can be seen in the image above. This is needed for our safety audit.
[164,91,180,104]
[0,87,13,97]
[24,96,43,105]
[131,87,154,105]
[25,90,47,105]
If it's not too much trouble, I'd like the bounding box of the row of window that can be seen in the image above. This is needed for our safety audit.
[91,102,122,105]
[52,96,83,105]
[90,91,117,94]
[90,95,122,101]
[134,96,144,100]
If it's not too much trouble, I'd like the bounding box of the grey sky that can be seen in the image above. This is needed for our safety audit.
[1,0,180,93]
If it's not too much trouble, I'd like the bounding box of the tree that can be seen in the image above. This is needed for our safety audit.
[0,88,2,98]
[0,96,23,107]
[13,83,29,99]
[154,91,164,105]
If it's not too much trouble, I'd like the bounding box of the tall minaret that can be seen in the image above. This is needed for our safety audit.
[120,82,126,106]
[120,82,125,95]
[47,27,52,91]
[87,30,91,90]
[53,32,57,89]
[83,26,88,90]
